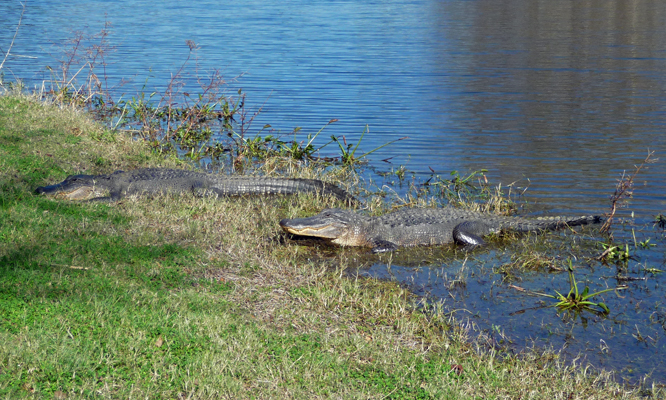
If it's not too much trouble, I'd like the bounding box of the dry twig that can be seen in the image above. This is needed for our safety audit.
[0,1,26,76]
[600,150,657,234]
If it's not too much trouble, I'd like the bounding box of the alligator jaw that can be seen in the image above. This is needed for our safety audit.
[279,208,371,247]
[35,175,107,201]
[279,217,348,240]
[36,184,104,200]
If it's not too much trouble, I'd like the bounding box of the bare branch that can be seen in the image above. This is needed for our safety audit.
[600,150,657,234]
[0,1,27,76]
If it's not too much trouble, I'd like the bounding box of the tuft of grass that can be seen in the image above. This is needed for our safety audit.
[496,251,560,283]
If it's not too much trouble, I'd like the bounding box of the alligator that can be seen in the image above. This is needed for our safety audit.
[279,207,603,253]
[35,168,355,203]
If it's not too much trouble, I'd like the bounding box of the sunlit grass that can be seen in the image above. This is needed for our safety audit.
[0,92,658,399]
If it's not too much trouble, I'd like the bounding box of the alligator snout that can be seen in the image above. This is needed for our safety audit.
[35,184,59,195]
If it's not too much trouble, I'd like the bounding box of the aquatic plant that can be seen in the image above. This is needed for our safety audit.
[331,124,407,166]
[538,261,626,314]
[276,119,338,161]
[637,238,656,249]
[419,168,520,215]
[597,242,632,264]
[3,13,409,170]
[425,169,490,201]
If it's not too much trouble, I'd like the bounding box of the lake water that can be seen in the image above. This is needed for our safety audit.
[2,0,665,383]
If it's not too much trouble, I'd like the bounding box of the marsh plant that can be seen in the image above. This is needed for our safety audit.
[597,242,632,264]
[422,168,520,214]
[537,261,626,314]
[0,2,26,82]
[600,151,657,234]
[114,40,251,162]
[42,20,116,108]
[331,124,407,166]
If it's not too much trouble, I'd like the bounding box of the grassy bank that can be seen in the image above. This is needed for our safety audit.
[0,93,659,399]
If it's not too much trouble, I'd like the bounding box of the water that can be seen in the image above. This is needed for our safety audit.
[2,0,665,383]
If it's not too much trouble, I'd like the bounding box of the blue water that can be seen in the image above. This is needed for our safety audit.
[2,0,665,383]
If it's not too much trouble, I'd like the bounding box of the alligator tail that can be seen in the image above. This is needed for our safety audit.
[209,177,357,204]
[509,215,604,233]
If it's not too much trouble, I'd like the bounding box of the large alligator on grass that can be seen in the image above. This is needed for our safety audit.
[280,207,603,253]
[35,168,355,203]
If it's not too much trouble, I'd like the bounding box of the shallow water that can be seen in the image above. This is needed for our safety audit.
[2,0,665,383]
[359,225,666,383]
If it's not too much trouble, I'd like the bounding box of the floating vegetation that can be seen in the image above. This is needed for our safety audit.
[597,242,632,263]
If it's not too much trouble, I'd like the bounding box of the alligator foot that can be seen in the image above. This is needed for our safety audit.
[370,240,399,253]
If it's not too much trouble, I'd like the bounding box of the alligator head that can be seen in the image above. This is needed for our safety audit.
[35,174,108,201]
[279,208,369,247]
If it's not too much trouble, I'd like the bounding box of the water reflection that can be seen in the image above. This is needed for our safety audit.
[425,0,666,215]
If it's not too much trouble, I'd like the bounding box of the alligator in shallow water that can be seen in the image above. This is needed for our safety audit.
[280,207,603,253]
[35,168,355,203]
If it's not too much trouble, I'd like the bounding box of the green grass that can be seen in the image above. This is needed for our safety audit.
[0,92,660,399]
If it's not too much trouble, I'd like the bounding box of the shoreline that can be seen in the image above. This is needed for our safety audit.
[0,92,659,398]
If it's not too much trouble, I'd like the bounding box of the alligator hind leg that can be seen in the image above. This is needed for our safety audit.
[452,221,488,247]
[371,239,400,253]
[192,181,220,198]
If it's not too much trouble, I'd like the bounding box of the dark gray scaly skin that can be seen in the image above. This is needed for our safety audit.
[280,207,603,253]
[35,168,356,204]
